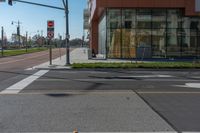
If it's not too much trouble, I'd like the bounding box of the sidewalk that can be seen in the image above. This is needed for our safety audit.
[32,48,134,70]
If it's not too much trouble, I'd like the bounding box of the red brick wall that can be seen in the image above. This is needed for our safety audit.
[90,20,98,54]
[96,0,197,16]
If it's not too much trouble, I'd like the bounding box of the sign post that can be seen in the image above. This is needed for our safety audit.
[1,27,4,57]
[47,20,54,65]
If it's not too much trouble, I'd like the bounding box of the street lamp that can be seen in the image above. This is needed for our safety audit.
[12,20,22,47]
[62,0,70,65]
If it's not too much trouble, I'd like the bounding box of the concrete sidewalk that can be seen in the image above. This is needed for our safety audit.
[31,48,134,70]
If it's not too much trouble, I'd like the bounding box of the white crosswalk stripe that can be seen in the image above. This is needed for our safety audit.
[0,70,49,94]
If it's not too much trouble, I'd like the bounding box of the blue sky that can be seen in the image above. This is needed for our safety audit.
[0,0,87,40]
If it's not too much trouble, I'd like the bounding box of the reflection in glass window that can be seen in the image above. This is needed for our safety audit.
[167,10,181,29]
[98,14,106,58]
[122,9,136,29]
[136,9,151,29]
[167,29,181,57]
[152,29,166,58]
[107,9,121,29]
[152,9,166,29]
[104,8,200,59]
[107,9,122,58]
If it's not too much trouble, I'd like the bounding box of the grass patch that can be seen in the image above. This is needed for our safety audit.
[72,62,200,69]
[1,48,48,57]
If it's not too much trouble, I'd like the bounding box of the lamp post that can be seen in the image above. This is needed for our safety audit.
[12,20,22,47]
[26,31,28,52]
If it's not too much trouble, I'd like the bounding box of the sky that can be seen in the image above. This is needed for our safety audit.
[0,0,87,40]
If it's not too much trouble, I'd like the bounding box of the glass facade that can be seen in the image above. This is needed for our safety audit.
[101,8,200,59]
[98,14,107,58]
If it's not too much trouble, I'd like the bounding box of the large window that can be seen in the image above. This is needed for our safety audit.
[181,17,200,57]
[122,9,136,58]
[107,9,121,58]
[136,9,151,29]
[104,8,200,59]
[166,10,182,57]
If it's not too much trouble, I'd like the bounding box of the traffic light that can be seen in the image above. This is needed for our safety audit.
[8,0,12,5]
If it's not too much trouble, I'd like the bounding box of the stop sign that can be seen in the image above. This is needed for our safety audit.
[47,21,54,28]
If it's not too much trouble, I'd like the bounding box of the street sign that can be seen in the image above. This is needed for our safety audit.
[47,20,54,39]
[47,31,54,39]
[47,21,54,28]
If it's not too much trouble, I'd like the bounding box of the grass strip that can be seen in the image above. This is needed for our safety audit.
[1,48,47,57]
[72,62,200,69]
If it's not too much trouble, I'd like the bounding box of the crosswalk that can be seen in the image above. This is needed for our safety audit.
[0,72,200,94]
[0,70,49,94]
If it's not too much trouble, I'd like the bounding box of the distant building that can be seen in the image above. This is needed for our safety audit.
[11,34,23,44]
[84,0,200,59]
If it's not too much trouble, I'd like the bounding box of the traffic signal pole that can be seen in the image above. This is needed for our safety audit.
[63,0,70,65]
[12,0,64,10]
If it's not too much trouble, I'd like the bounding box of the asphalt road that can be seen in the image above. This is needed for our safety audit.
[0,69,200,132]
[0,48,66,91]
[0,51,200,132]
[0,48,66,71]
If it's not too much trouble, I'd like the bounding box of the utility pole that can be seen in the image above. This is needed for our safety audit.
[12,20,22,48]
[26,31,28,52]
[63,0,70,65]
[1,26,4,57]
[17,20,20,47]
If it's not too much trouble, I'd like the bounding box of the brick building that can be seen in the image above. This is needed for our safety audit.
[84,0,200,59]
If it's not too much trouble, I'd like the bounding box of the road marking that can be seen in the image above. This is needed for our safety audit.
[0,53,48,65]
[0,90,134,95]
[25,67,34,71]
[182,132,200,133]
[138,91,200,94]
[0,70,49,94]
[185,83,200,88]
[34,78,198,82]
[34,77,197,82]
[120,75,174,78]
[175,83,200,88]
[190,76,200,79]
[88,71,109,74]
[58,71,78,74]
[147,79,198,82]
